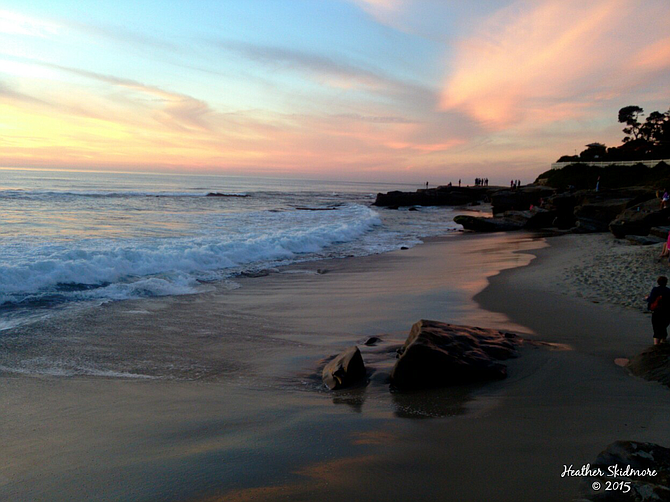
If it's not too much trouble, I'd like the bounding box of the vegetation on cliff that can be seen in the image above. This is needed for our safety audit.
[556,105,670,163]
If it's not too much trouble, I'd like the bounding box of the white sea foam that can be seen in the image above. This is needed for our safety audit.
[0,204,382,304]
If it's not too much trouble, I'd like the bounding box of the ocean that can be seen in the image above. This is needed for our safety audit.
[0,168,473,331]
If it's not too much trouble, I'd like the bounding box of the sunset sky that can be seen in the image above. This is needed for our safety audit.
[1,0,669,183]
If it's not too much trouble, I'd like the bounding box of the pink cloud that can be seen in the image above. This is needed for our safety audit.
[440,0,670,129]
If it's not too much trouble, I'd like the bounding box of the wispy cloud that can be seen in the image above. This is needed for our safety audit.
[0,9,60,38]
[1,56,214,132]
[217,39,406,92]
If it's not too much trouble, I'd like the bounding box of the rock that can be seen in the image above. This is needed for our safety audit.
[650,226,670,240]
[625,235,665,245]
[364,336,382,346]
[490,186,554,214]
[408,206,418,211]
[453,215,525,232]
[627,344,670,387]
[502,207,556,229]
[400,246,409,250]
[374,187,493,208]
[322,346,367,390]
[573,198,633,232]
[206,192,247,197]
[580,441,670,501]
[389,320,520,389]
[573,218,609,233]
[542,188,655,231]
[609,198,670,238]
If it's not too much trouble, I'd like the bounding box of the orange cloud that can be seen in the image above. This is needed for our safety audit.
[440,0,669,129]
[634,37,670,71]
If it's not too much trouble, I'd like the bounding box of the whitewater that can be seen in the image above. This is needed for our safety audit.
[0,169,467,328]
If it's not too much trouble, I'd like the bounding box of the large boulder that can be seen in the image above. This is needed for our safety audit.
[580,441,670,501]
[322,346,367,390]
[627,344,670,387]
[389,320,520,389]
[609,198,670,238]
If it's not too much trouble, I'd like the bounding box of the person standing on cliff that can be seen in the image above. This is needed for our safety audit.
[646,276,670,344]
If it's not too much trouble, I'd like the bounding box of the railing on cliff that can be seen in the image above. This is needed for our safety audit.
[550,159,670,170]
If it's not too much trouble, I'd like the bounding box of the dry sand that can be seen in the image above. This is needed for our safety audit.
[549,234,669,312]
[2,231,670,501]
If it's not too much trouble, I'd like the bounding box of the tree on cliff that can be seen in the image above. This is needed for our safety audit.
[556,105,669,163]
[618,105,644,143]
[579,143,607,160]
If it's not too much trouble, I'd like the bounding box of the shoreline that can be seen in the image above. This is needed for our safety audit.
[3,230,670,501]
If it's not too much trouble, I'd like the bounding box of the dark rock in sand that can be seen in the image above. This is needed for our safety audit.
[610,198,670,238]
[580,441,670,501]
[389,320,520,389]
[322,346,367,390]
[627,344,670,387]
[364,336,382,346]
[239,270,271,278]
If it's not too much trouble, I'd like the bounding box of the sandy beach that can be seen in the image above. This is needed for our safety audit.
[2,231,670,501]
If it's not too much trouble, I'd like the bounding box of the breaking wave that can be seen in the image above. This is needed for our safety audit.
[0,204,381,306]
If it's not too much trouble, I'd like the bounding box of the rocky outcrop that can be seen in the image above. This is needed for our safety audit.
[374,186,494,208]
[609,198,670,238]
[452,187,661,235]
[490,186,555,214]
[627,344,670,387]
[580,441,670,501]
[454,208,554,232]
[573,198,634,232]
[322,346,367,390]
[389,320,520,389]
[453,215,525,232]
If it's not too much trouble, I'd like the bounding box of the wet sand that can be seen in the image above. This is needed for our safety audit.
[2,232,669,501]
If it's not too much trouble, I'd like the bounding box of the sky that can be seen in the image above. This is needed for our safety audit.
[0,0,668,183]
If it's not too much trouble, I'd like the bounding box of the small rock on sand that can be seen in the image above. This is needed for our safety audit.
[322,346,366,390]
